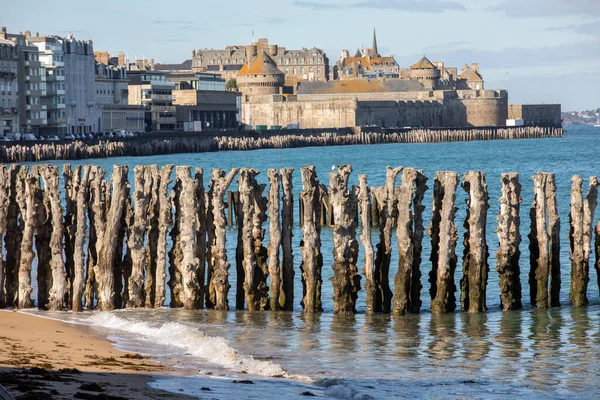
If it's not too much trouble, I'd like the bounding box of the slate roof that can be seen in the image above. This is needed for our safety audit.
[297,79,426,95]
[154,59,193,71]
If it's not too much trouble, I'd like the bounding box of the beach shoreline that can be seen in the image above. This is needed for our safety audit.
[0,310,194,399]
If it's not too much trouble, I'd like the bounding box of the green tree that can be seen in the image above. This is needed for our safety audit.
[226,78,238,91]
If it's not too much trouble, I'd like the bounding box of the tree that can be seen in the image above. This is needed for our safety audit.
[226,78,238,92]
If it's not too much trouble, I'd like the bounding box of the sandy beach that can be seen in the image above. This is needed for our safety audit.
[0,310,193,399]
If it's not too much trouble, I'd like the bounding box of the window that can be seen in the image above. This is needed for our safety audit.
[317,66,321,74]
[285,68,289,74]
[300,67,304,74]
[292,67,296,74]
[309,67,313,73]
[293,59,296,64]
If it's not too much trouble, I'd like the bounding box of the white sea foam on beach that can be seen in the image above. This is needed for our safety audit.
[84,312,309,380]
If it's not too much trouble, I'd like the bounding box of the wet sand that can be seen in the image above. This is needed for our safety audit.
[0,310,193,399]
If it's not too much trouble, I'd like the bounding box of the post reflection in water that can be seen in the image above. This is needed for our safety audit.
[461,312,491,363]
[425,313,458,362]
[391,314,420,360]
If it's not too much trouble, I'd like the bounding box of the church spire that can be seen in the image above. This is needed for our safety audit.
[372,28,379,56]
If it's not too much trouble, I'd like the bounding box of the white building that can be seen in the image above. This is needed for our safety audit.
[63,33,97,134]
[0,34,19,136]
[29,35,66,136]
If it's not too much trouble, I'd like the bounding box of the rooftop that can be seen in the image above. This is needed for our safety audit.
[297,79,426,95]
[238,50,283,76]
[411,56,436,70]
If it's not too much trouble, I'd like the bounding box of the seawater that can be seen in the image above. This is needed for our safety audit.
[23,125,600,398]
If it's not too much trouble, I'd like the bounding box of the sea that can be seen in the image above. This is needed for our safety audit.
[22,124,600,399]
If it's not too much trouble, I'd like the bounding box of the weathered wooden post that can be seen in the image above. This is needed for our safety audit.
[16,167,35,309]
[280,168,294,311]
[357,174,375,315]
[239,168,259,310]
[177,166,201,309]
[329,165,360,315]
[299,166,324,313]
[0,165,8,307]
[252,178,269,310]
[4,165,21,308]
[97,166,129,311]
[428,171,459,314]
[168,170,184,308]
[195,167,207,309]
[40,166,67,311]
[34,166,52,310]
[72,166,91,311]
[393,168,427,315]
[62,164,80,306]
[154,165,174,308]
[145,165,160,308]
[569,176,599,306]
[528,172,561,308]
[267,169,282,311]
[84,166,106,309]
[207,168,239,310]
[496,173,523,311]
[460,171,489,313]
[373,166,402,313]
[127,166,154,308]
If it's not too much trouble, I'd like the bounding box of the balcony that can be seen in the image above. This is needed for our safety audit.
[151,105,176,113]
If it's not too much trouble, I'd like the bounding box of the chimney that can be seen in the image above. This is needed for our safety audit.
[192,49,196,57]
[0,27,6,40]
[25,30,31,37]
[36,32,39,37]
[471,63,479,72]
[118,51,125,66]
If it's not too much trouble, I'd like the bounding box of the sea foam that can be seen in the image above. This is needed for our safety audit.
[85,312,295,378]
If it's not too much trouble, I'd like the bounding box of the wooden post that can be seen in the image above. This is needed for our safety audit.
[280,168,294,311]
[496,173,523,311]
[428,171,459,314]
[267,169,282,311]
[329,165,360,315]
[299,166,324,312]
[569,176,598,306]
[460,171,489,313]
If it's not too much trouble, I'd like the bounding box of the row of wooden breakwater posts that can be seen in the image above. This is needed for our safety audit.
[0,126,563,163]
[0,162,597,316]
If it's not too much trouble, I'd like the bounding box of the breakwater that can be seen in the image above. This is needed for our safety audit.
[0,126,562,163]
[0,162,597,316]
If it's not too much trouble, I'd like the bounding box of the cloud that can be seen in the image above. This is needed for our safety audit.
[153,19,195,25]
[264,17,291,24]
[547,20,600,37]
[294,0,466,12]
[395,39,599,70]
[424,41,472,52]
[489,0,600,17]
[352,0,466,12]
[293,1,339,9]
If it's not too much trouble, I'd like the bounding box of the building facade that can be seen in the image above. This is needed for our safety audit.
[240,53,508,129]
[508,104,562,127]
[95,63,144,132]
[0,32,19,136]
[192,38,329,84]
[63,34,97,134]
[6,30,47,135]
[170,71,240,130]
[335,29,400,80]
[28,34,67,135]
[128,70,176,131]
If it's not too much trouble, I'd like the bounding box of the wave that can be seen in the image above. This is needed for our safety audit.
[83,313,308,380]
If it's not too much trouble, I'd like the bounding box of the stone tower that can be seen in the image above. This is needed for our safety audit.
[237,50,284,95]
[409,55,441,89]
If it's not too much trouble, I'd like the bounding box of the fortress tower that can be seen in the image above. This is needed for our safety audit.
[409,55,441,89]
[237,50,284,95]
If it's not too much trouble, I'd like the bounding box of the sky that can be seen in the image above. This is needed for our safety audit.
[2,0,599,110]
